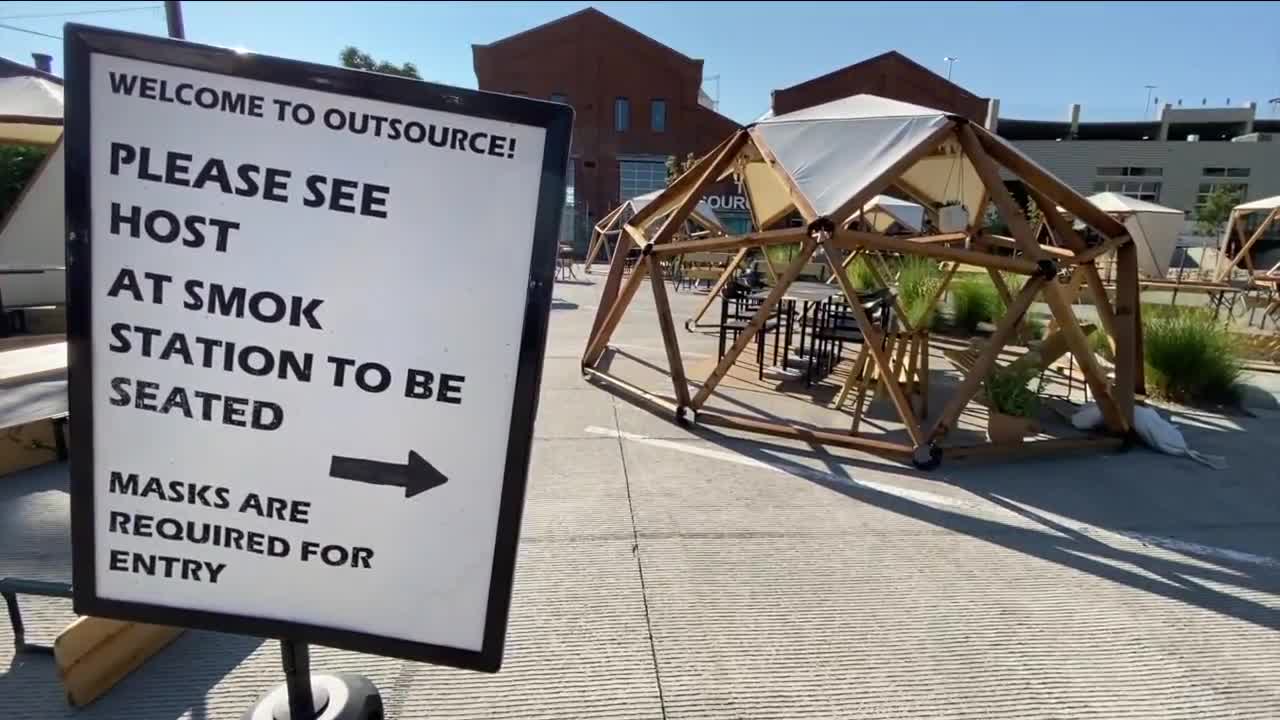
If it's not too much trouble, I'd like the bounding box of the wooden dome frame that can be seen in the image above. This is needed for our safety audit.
[580,112,1144,468]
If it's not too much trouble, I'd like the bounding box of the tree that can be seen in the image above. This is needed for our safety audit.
[1195,185,1242,237]
[0,145,49,218]
[665,153,695,184]
[338,46,421,79]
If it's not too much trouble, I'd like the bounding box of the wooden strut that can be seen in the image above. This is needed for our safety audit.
[691,237,819,409]
[583,204,626,270]
[584,218,636,362]
[1027,184,1121,352]
[584,366,680,417]
[944,434,1125,461]
[748,127,820,223]
[831,230,1041,275]
[651,227,808,257]
[862,253,915,334]
[647,255,692,407]
[1113,241,1140,427]
[688,246,750,328]
[1218,207,1278,282]
[960,125,1126,432]
[585,132,749,366]
[697,410,916,457]
[823,240,927,448]
[927,275,1047,443]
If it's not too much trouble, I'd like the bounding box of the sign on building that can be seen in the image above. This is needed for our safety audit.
[66,25,571,672]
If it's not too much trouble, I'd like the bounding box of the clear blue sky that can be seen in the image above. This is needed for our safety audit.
[4,1,1279,123]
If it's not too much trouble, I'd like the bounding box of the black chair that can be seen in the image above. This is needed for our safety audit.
[718,283,781,380]
[809,288,893,383]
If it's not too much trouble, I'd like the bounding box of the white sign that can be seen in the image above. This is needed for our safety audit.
[68,30,570,671]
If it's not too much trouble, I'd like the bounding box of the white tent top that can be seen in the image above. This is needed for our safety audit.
[1235,195,1280,213]
[0,76,63,145]
[627,188,721,230]
[736,94,984,230]
[853,194,925,233]
[1086,191,1183,216]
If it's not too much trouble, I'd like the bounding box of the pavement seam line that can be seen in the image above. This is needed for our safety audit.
[611,404,670,720]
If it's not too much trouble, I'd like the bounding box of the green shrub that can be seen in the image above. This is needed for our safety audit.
[986,364,1040,417]
[845,254,880,291]
[992,272,1044,340]
[1143,307,1241,405]
[950,276,999,331]
[765,242,803,270]
[897,256,943,328]
[1,145,49,217]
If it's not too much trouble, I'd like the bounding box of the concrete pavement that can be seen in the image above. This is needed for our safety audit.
[2,266,1278,718]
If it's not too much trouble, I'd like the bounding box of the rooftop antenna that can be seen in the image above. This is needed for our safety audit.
[1270,97,1280,116]
[943,56,959,81]
[1143,85,1157,119]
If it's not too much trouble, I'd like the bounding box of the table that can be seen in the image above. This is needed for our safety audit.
[752,281,842,383]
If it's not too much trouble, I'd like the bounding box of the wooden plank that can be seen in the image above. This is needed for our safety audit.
[1218,208,1278,282]
[973,233,1075,258]
[944,434,1124,462]
[832,230,1041,275]
[828,121,958,227]
[919,330,931,418]
[748,127,820,222]
[62,623,184,707]
[927,276,1047,442]
[697,411,916,457]
[584,257,651,366]
[1082,263,1119,354]
[629,132,738,230]
[584,223,636,362]
[691,237,818,409]
[584,366,680,417]
[822,240,926,447]
[1040,278,1126,432]
[956,125,1045,261]
[970,124,1128,238]
[55,617,131,672]
[645,132,750,247]
[651,227,807,257]
[1068,234,1132,266]
[647,255,692,407]
[688,246,750,327]
[1114,241,1139,427]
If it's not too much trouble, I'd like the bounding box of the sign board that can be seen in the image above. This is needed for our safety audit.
[65,26,571,672]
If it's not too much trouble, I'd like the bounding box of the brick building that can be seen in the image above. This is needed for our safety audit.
[472,8,743,243]
[771,51,991,123]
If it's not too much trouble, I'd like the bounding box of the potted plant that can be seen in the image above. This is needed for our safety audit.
[984,364,1041,443]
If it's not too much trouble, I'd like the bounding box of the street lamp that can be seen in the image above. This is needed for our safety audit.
[1144,85,1157,119]
[943,56,958,81]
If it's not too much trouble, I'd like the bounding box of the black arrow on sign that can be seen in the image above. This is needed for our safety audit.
[328,450,448,498]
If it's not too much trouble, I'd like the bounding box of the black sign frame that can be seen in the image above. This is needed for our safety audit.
[64,23,571,673]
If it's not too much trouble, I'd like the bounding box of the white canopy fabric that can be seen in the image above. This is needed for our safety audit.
[744,94,984,228]
[854,194,925,233]
[627,188,722,231]
[1082,192,1183,278]
[1235,195,1280,213]
[0,76,63,145]
[0,140,65,306]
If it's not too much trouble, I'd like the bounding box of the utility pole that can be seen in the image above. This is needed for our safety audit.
[943,56,958,81]
[164,0,185,39]
[1143,85,1157,119]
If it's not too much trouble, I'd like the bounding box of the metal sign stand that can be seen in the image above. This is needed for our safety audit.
[241,639,383,720]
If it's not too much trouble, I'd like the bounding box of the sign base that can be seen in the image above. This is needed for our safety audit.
[241,673,382,720]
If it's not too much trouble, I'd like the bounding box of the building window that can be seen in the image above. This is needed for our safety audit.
[619,159,667,200]
[1093,180,1162,203]
[550,92,567,105]
[1196,182,1247,210]
[1096,166,1163,177]
[614,97,630,132]
[651,99,667,132]
[1203,167,1251,178]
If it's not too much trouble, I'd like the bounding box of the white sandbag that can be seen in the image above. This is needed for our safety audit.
[1070,403,1227,470]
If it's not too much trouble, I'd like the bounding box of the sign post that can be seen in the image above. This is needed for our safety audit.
[64,24,571,717]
